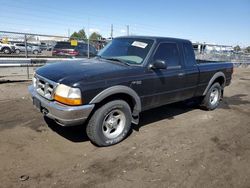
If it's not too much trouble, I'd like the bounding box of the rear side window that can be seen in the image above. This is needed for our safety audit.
[54,42,73,49]
[153,43,180,67]
[183,42,196,66]
[90,45,97,53]
[16,44,24,46]
[76,43,87,50]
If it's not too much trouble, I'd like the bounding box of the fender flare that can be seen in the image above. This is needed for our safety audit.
[89,85,141,114]
[202,71,226,95]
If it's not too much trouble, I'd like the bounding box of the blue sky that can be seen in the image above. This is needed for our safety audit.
[0,0,249,46]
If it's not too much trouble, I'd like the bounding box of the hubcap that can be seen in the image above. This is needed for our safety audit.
[210,88,219,105]
[102,109,126,139]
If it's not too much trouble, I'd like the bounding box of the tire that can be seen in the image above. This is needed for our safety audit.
[201,82,222,110]
[15,49,21,54]
[86,100,132,146]
[2,47,11,54]
[33,50,38,55]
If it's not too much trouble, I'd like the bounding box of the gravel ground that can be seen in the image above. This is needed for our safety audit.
[0,68,249,188]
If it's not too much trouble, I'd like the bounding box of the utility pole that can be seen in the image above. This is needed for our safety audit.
[126,25,129,36]
[87,18,90,59]
[111,24,113,39]
[68,28,70,38]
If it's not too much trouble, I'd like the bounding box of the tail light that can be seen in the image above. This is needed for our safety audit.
[68,50,79,56]
[52,50,58,54]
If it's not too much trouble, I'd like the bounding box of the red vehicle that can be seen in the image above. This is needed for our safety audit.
[52,42,97,57]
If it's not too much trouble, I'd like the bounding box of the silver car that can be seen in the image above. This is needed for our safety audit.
[14,43,41,55]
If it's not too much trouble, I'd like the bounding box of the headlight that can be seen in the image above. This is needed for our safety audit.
[54,84,82,106]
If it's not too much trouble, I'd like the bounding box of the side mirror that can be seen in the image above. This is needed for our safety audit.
[150,60,167,70]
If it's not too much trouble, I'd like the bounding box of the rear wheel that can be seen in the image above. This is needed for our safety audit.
[15,49,21,54]
[201,82,222,110]
[86,100,132,146]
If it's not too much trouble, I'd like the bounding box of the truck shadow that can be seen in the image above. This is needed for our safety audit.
[219,94,249,109]
[44,94,249,143]
[44,117,90,142]
[134,94,250,131]
[133,102,195,132]
[44,101,196,143]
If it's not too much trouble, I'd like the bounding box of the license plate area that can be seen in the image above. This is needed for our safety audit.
[33,97,41,112]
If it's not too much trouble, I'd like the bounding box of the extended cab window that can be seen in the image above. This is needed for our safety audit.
[154,43,180,68]
[183,42,196,66]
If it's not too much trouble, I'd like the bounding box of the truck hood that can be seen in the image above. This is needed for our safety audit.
[36,58,133,86]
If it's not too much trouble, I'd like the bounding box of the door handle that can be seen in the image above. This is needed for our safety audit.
[178,73,185,77]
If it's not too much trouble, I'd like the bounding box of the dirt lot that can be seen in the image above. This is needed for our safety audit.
[0,68,249,188]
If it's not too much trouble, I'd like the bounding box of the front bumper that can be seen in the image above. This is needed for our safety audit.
[28,85,95,126]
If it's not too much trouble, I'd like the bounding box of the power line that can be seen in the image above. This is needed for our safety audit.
[0,3,168,34]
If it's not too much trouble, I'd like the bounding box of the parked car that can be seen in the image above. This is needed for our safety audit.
[0,42,15,54]
[77,43,97,57]
[40,42,53,51]
[52,41,97,57]
[14,43,42,55]
[29,36,233,146]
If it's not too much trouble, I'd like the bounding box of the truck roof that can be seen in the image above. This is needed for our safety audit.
[116,35,191,43]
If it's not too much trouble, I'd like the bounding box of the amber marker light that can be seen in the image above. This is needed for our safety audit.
[54,84,82,106]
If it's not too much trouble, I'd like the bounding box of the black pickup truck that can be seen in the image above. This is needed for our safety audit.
[29,36,233,146]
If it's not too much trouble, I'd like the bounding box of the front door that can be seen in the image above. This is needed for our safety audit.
[144,42,186,109]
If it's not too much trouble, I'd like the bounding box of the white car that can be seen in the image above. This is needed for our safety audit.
[0,42,15,54]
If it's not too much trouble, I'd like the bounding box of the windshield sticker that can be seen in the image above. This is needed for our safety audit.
[131,41,148,49]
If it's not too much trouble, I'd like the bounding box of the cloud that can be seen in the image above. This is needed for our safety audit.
[23,28,31,32]
[89,28,100,33]
[120,29,126,34]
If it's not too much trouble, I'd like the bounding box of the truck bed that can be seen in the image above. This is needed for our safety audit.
[195,60,233,96]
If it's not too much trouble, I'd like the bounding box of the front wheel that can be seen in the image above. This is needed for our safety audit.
[3,48,11,54]
[33,50,38,55]
[86,100,132,146]
[201,82,222,110]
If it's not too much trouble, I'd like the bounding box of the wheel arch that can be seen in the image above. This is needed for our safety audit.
[202,72,226,96]
[1,47,11,52]
[89,85,141,117]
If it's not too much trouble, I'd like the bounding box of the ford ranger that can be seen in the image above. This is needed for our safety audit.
[29,36,233,146]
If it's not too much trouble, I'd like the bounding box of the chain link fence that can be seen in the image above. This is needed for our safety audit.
[0,31,109,80]
[0,31,108,59]
[193,43,250,65]
[0,30,249,81]
[1,30,249,63]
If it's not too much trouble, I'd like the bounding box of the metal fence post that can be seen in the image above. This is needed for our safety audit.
[87,38,90,59]
[24,34,29,79]
[24,34,28,58]
[27,61,30,79]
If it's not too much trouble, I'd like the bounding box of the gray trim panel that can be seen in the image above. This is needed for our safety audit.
[202,72,226,95]
[90,85,141,113]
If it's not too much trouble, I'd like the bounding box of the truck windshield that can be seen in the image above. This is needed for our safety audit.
[98,38,154,65]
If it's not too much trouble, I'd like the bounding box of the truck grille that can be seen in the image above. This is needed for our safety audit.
[35,75,57,100]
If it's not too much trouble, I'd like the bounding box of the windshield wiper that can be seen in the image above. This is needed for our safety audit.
[102,57,130,66]
[96,55,103,58]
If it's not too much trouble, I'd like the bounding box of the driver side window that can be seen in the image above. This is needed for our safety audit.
[154,43,180,68]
